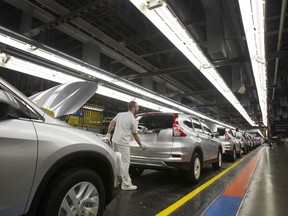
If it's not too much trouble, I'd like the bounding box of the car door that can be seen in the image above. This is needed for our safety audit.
[230,129,240,152]
[201,122,218,160]
[191,117,210,161]
[0,87,38,216]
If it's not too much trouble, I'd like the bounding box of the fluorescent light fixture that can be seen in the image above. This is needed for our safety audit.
[238,0,267,126]
[129,0,256,126]
[0,52,236,128]
[0,54,81,83]
[97,85,178,112]
[0,53,178,113]
[0,29,249,127]
[82,105,104,112]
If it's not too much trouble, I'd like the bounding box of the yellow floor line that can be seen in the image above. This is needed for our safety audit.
[156,150,259,216]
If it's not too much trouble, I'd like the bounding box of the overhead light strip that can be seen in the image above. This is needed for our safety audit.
[129,0,256,126]
[0,53,178,113]
[0,53,235,128]
[238,0,267,126]
[82,105,104,112]
[0,32,191,112]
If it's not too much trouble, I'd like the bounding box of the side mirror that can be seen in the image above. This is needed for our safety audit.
[0,90,21,119]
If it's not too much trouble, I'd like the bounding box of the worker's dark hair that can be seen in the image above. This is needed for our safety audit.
[128,101,138,110]
[236,128,239,132]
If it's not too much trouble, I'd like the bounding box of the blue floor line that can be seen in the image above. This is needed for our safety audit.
[202,195,243,216]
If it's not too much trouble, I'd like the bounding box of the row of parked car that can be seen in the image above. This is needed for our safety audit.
[216,127,261,161]
[0,77,262,216]
[128,112,262,184]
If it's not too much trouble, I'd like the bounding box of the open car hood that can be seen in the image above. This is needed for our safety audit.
[29,81,98,117]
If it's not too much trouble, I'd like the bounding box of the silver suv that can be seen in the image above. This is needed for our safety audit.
[0,77,118,216]
[129,113,222,184]
[216,127,242,161]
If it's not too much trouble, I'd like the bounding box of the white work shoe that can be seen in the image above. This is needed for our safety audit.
[121,184,137,191]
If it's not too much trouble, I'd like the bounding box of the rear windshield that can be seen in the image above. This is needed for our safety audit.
[137,114,173,130]
[217,128,225,136]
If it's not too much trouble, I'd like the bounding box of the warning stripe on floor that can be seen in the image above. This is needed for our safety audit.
[202,148,263,216]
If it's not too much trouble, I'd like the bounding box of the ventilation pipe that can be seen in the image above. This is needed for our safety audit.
[272,0,287,100]
[201,0,227,60]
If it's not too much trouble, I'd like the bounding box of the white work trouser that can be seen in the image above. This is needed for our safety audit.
[115,143,132,186]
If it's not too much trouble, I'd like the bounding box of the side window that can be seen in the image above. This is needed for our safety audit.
[230,130,236,137]
[202,123,212,136]
[191,118,203,133]
[137,114,173,130]
[183,118,193,128]
[19,101,39,119]
[0,86,39,120]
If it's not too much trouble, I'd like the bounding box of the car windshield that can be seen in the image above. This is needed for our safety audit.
[137,114,173,130]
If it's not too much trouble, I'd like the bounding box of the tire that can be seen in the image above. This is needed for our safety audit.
[187,153,201,184]
[246,145,249,153]
[212,149,222,170]
[39,168,105,216]
[237,146,242,158]
[230,147,236,162]
[243,145,247,154]
[129,167,144,177]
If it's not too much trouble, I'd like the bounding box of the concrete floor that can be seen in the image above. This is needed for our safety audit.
[102,144,288,215]
[238,143,288,216]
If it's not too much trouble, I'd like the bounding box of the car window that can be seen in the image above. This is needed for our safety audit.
[217,128,225,136]
[191,118,203,133]
[229,130,236,137]
[0,86,39,120]
[137,114,173,130]
[202,123,212,136]
[183,118,193,128]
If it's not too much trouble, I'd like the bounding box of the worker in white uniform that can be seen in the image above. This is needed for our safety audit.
[106,101,146,191]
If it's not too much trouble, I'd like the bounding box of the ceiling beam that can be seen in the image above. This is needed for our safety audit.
[213,56,250,67]
[122,65,197,80]
[268,50,288,60]
[25,0,110,37]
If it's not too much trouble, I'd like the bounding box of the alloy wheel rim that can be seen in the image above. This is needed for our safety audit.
[218,152,222,167]
[58,181,99,216]
[194,157,201,179]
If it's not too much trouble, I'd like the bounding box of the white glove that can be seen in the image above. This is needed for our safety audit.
[104,133,111,140]
[139,144,146,150]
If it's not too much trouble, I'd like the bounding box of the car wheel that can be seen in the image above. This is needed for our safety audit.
[212,149,222,170]
[39,168,105,216]
[188,153,201,184]
[243,146,247,154]
[129,167,144,177]
[237,146,242,158]
[230,147,236,162]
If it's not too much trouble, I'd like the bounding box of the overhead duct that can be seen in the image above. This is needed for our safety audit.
[201,0,227,60]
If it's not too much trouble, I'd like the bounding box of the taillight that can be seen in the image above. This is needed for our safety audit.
[173,113,187,137]
[224,128,231,140]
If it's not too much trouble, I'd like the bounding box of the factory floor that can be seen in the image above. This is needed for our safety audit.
[103,143,288,216]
